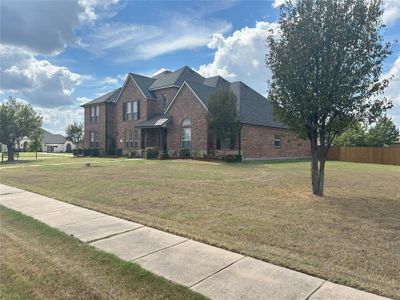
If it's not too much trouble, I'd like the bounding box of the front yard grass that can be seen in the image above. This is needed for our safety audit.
[0,158,399,299]
[0,206,206,300]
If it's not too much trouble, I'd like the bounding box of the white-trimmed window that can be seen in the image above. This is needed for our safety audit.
[274,134,281,148]
[181,118,191,149]
[125,129,139,149]
[123,101,140,121]
[90,106,99,123]
[90,131,99,148]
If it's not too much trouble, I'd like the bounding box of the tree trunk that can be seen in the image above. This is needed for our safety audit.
[310,130,320,195]
[7,145,14,161]
[317,156,326,196]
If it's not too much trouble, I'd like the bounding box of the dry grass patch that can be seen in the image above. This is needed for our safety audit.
[0,206,206,300]
[0,158,399,299]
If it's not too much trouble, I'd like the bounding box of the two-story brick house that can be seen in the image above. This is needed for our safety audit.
[81,66,310,159]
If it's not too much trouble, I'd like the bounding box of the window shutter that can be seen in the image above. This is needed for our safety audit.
[137,100,140,119]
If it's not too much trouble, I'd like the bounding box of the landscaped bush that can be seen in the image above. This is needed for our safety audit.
[115,149,123,157]
[89,148,100,157]
[224,154,242,163]
[129,149,137,158]
[179,149,191,159]
[72,149,78,156]
[82,149,90,156]
[158,152,169,160]
[77,148,83,156]
[144,147,159,159]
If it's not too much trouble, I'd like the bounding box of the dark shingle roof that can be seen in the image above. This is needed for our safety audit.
[230,82,285,128]
[203,76,230,89]
[41,129,66,144]
[149,66,204,90]
[129,73,156,99]
[81,88,121,106]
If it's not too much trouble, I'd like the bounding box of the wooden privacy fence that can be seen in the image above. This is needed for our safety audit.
[321,146,400,165]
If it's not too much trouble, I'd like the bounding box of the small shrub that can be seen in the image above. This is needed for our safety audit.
[158,152,169,160]
[89,148,100,157]
[128,149,137,158]
[77,148,83,156]
[72,149,78,156]
[82,149,90,156]
[224,154,242,163]
[179,149,191,159]
[115,149,123,157]
[144,147,159,159]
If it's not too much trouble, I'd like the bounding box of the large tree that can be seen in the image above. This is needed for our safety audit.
[267,0,393,196]
[29,128,44,159]
[207,90,240,152]
[0,97,42,161]
[65,121,83,147]
[365,115,399,146]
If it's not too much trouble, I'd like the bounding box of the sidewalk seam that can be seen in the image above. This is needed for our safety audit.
[131,239,190,261]
[189,256,246,288]
[86,225,145,243]
[305,280,326,300]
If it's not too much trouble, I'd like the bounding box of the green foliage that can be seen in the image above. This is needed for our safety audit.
[28,129,43,152]
[223,154,242,163]
[65,121,83,147]
[0,97,42,160]
[266,0,393,195]
[334,115,399,147]
[89,148,100,156]
[207,90,240,148]
[334,123,367,146]
[365,115,399,146]
[179,149,191,159]
[144,147,159,159]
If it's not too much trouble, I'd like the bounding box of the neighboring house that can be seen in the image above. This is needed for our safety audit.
[17,129,76,153]
[81,66,310,159]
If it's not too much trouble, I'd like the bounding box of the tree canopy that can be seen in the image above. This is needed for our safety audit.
[65,121,83,147]
[0,97,42,161]
[334,115,399,147]
[266,0,393,196]
[207,89,240,150]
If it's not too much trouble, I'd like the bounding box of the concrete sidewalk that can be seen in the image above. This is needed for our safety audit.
[0,183,391,300]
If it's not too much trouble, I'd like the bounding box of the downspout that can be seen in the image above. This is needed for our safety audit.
[238,123,243,157]
[105,104,108,153]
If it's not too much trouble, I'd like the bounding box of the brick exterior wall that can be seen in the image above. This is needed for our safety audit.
[240,124,311,159]
[115,76,148,151]
[83,103,106,149]
[166,84,208,157]
[152,87,179,116]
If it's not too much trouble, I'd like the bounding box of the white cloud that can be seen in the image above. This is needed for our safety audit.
[35,105,84,134]
[383,56,400,127]
[382,0,400,24]
[152,68,171,77]
[81,17,232,61]
[0,46,81,107]
[0,0,120,55]
[198,21,278,95]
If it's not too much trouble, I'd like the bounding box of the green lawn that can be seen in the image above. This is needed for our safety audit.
[0,206,206,300]
[1,157,399,299]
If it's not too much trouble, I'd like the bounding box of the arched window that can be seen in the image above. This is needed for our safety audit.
[181,118,191,149]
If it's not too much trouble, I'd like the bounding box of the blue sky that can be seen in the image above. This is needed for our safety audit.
[1,0,399,134]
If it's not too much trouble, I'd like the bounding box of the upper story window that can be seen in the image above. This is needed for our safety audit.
[123,101,140,121]
[90,106,99,123]
[274,134,281,148]
[162,94,167,111]
[181,118,191,149]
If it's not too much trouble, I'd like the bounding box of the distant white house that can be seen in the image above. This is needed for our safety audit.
[17,129,76,153]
